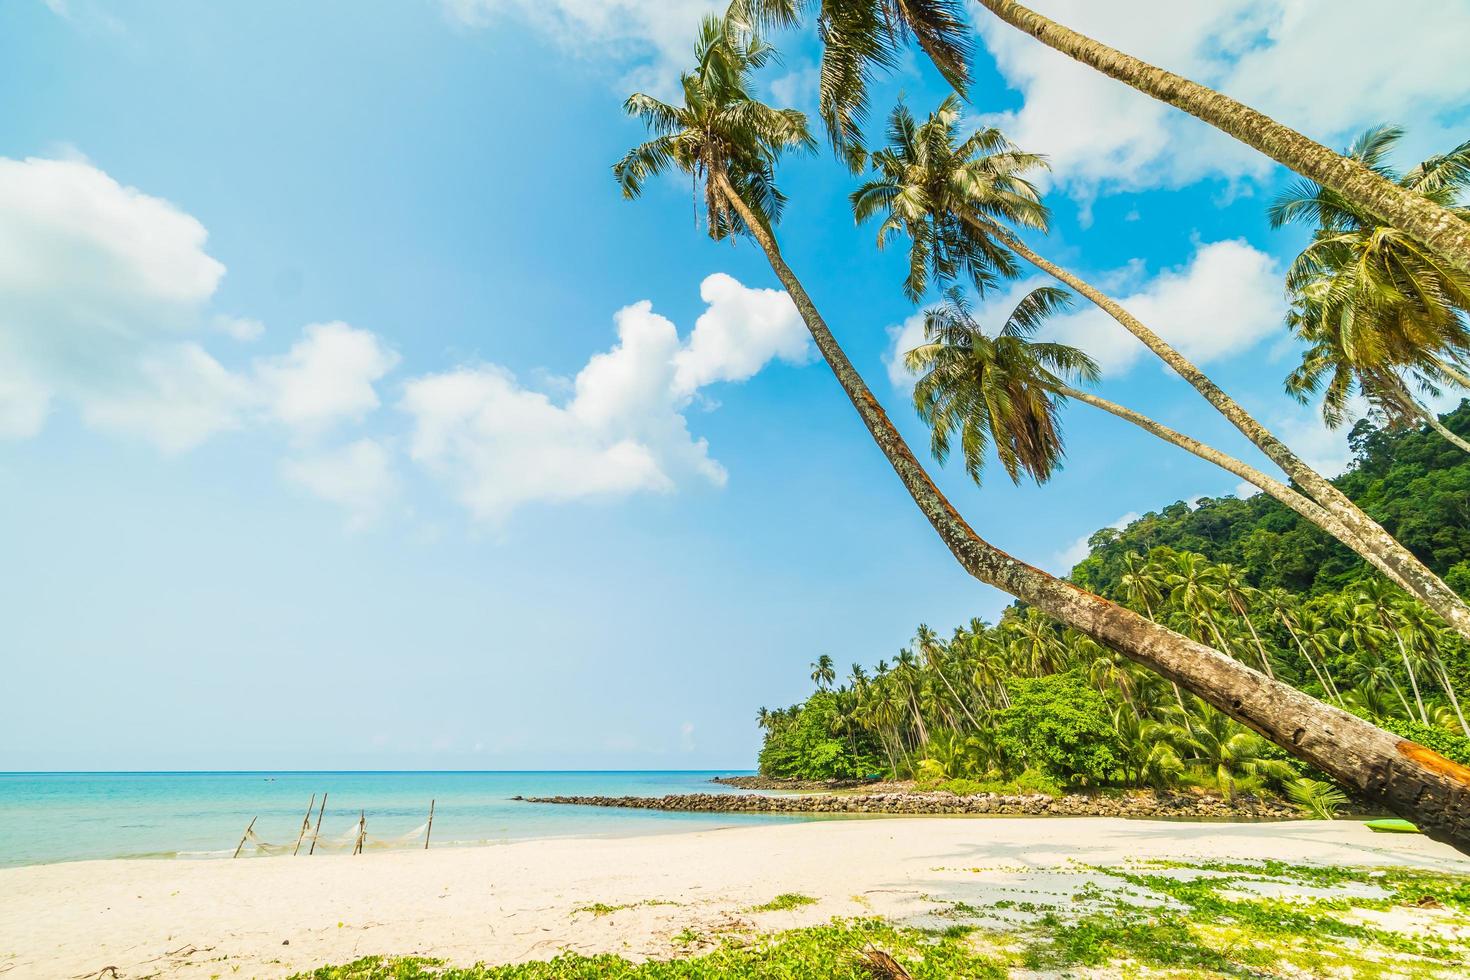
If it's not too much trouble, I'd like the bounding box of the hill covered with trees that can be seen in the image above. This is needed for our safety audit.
[754,405,1470,811]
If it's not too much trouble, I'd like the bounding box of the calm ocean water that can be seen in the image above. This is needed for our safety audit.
[0,771,810,868]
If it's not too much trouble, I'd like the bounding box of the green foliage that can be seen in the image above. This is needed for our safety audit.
[1071,403,1470,596]
[1391,721,1470,766]
[994,672,1119,785]
[1287,778,1348,819]
[756,691,883,780]
[752,410,1470,802]
[747,893,817,912]
[290,920,1007,979]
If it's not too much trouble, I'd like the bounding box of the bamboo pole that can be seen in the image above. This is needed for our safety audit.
[233,817,257,859]
[308,792,328,856]
[424,799,435,850]
[292,794,316,856]
[353,810,365,855]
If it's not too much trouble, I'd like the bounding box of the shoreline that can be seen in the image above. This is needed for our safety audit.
[5,815,1464,979]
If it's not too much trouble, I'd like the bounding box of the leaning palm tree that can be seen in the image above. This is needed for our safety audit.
[855,96,1470,645]
[1273,127,1470,453]
[614,14,1470,852]
[735,0,1470,277]
[967,1,1470,280]
[905,285,1097,486]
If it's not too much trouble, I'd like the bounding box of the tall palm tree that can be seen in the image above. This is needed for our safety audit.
[915,624,981,730]
[614,15,1470,851]
[1273,127,1470,453]
[810,653,837,690]
[739,0,1470,277]
[905,286,1097,486]
[855,96,1470,644]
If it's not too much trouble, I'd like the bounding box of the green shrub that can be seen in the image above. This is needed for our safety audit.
[995,672,1120,785]
[1391,721,1470,767]
[757,691,884,780]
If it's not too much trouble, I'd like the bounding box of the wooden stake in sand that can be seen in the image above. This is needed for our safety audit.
[293,793,316,856]
[425,799,435,850]
[353,810,366,855]
[308,792,328,856]
[233,816,257,859]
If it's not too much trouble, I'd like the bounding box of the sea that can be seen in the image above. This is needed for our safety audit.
[0,771,812,868]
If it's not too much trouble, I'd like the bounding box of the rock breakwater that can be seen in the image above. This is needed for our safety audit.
[512,790,1304,820]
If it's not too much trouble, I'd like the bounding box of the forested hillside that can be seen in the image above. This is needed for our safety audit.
[754,406,1470,809]
[1074,402,1470,597]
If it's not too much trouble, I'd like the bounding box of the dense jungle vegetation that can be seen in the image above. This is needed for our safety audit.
[756,405,1470,811]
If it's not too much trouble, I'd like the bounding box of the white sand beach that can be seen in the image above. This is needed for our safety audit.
[4,816,1469,979]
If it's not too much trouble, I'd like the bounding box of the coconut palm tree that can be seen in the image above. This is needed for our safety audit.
[1273,127,1470,452]
[727,0,972,163]
[904,286,1097,486]
[810,653,837,690]
[614,14,1470,851]
[966,1,1470,280]
[736,0,1470,277]
[855,96,1470,644]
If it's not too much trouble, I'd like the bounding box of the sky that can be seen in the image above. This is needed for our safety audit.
[2,0,1468,771]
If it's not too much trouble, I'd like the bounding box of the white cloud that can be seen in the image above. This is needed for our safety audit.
[214,315,265,342]
[281,439,399,530]
[1043,240,1284,376]
[975,0,1470,201]
[402,273,808,523]
[884,239,1284,385]
[883,310,928,389]
[672,272,812,393]
[0,155,233,444]
[256,322,399,433]
[79,343,253,451]
[441,0,722,93]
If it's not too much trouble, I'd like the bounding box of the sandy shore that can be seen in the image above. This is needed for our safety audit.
[4,816,1469,979]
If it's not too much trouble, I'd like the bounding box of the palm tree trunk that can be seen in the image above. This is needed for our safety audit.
[1432,660,1470,739]
[971,0,1470,280]
[1278,614,1341,703]
[1389,627,1430,724]
[1055,385,1426,598]
[936,665,982,731]
[712,168,1470,853]
[986,222,1470,645]
[1421,405,1470,454]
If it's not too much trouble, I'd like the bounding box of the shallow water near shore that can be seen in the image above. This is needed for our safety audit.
[0,770,811,867]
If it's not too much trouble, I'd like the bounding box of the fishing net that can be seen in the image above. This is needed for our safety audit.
[240,818,430,856]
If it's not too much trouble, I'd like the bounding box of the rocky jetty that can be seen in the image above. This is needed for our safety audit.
[512,790,1303,820]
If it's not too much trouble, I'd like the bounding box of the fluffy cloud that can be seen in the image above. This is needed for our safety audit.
[441,0,722,92]
[1042,240,1284,376]
[0,156,226,438]
[0,155,401,530]
[281,439,399,530]
[403,273,808,523]
[975,0,1470,202]
[256,322,399,433]
[885,240,1284,385]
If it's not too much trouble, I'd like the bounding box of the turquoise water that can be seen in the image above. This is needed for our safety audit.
[0,771,806,867]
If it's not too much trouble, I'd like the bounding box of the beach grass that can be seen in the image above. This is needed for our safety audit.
[290,920,1007,978]
[292,858,1470,979]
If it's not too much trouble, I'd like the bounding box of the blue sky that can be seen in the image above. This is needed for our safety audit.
[3,0,1467,770]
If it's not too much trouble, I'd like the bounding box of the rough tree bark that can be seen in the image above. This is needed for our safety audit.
[714,170,1470,852]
